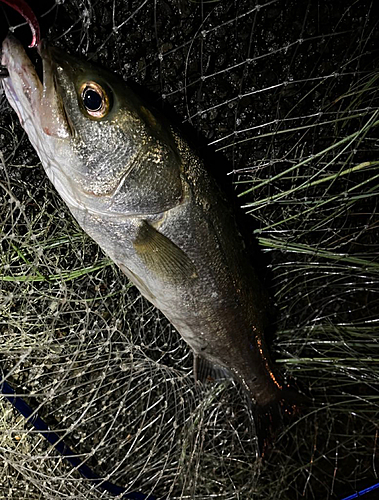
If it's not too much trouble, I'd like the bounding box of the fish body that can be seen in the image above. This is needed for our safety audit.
[1,35,283,407]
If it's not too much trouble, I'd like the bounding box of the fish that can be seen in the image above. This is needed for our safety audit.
[1,34,288,411]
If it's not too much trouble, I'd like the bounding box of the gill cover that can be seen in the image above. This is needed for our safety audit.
[48,45,184,215]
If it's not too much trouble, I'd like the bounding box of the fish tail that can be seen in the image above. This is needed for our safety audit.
[252,384,308,455]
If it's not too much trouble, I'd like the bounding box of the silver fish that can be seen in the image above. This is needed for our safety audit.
[1,35,285,408]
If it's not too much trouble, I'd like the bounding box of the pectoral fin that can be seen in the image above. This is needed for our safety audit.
[133,220,197,284]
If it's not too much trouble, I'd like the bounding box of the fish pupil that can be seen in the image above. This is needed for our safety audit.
[83,88,102,111]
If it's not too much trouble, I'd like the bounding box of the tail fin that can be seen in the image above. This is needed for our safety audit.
[193,353,308,455]
[252,384,308,456]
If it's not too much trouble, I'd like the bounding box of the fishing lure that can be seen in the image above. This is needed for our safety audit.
[0,0,40,47]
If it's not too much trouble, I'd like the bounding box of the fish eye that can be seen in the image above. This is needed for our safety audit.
[79,81,110,119]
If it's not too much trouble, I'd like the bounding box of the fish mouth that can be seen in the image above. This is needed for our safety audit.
[1,34,71,139]
[0,35,86,212]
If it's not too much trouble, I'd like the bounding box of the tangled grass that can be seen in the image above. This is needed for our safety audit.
[0,0,378,498]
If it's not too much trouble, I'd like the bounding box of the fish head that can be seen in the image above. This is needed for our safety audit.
[1,35,183,217]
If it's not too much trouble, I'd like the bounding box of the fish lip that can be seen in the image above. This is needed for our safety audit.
[1,34,42,120]
[1,35,71,138]
[1,33,49,88]
[2,34,41,86]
